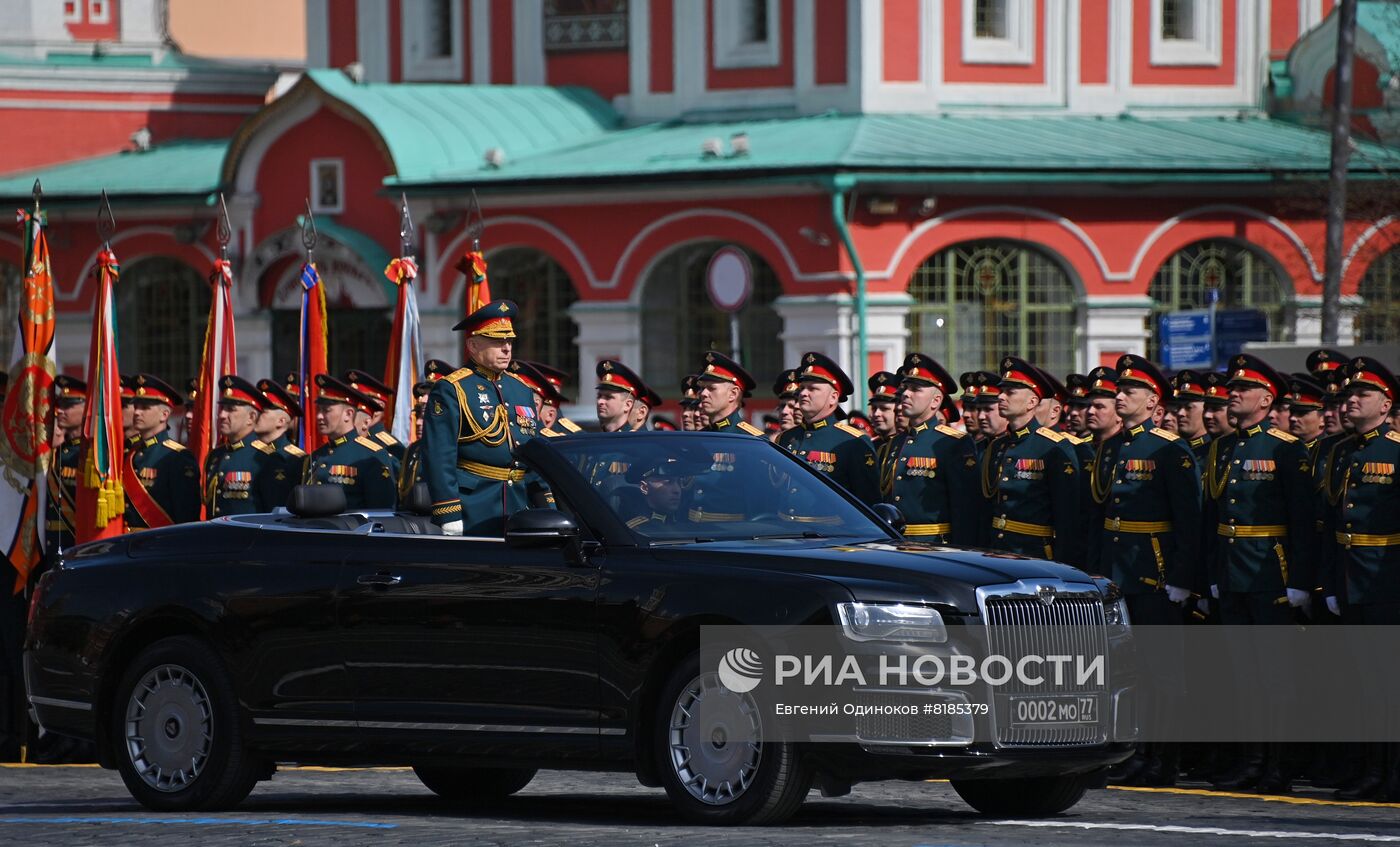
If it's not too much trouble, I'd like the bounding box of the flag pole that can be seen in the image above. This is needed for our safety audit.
[297,201,329,452]
[75,190,125,541]
[383,194,422,442]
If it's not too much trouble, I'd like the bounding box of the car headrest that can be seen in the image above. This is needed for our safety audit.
[288,484,347,518]
[404,482,432,516]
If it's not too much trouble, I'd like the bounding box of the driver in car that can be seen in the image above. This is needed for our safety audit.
[623,459,700,531]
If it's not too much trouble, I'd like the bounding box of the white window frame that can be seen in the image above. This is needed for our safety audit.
[401,0,464,82]
[712,0,781,70]
[63,1,83,23]
[88,0,110,24]
[961,0,1035,66]
[309,159,345,215]
[1149,0,1222,67]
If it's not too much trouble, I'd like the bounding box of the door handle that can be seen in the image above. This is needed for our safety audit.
[356,573,403,586]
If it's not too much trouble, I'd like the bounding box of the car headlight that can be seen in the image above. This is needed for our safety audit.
[837,602,947,643]
[1092,576,1130,627]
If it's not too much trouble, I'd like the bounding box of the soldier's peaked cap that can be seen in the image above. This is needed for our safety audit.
[452,299,518,338]
[899,353,955,394]
[797,351,854,399]
[131,373,182,406]
[696,351,756,394]
[315,373,380,414]
[595,360,644,397]
[257,378,303,417]
[217,375,266,410]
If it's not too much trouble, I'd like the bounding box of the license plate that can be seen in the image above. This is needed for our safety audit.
[1006,694,1098,727]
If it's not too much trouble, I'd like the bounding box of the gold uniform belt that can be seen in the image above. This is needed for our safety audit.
[1336,531,1400,548]
[1216,524,1287,538]
[1103,518,1173,533]
[991,516,1055,537]
[905,523,953,537]
[457,461,525,482]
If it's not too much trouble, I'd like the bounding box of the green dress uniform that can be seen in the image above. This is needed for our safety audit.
[883,354,979,544]
[421,301,538,534]
[1326,423,1400,610]
[1205,356,1317,628]
[124,429,202,528]
[205,437,288,516]
[345,369,407,465]
[982,420,1083,564]
[1091,423,1202,597]
[883,421,979,544]
[45,436,81,552]
[369,422,406,466]
[304,432,397,510]
[778,414,879,505]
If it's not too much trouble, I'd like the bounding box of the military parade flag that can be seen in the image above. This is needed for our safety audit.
[383,256,422,444]
[458,249,491,317]
[297,261,329,453]
[0,206,57,593]
[75,248,125,542]
[189,256,238,500]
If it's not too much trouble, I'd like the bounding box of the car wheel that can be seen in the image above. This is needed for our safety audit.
[412,766,536,802]
[951,774,1088,817]
[111,636,260,811]
[654,653,811,825]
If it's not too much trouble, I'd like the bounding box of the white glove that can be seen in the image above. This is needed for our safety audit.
[1326,596,1341,617]
[1165,585,1192,604]
[1210,584,1220,599]
[1196,598,1212,616]
[441,519,463,537]
[1286,588,1310,609]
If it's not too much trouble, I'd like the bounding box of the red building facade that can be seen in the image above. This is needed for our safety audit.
[3,0,1398,415]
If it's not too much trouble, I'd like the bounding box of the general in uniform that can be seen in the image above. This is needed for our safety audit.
[422,300,539,535]
[883,354,979,545]
[124,374,201,529]
[980,358,1083,564]
[303,374,398,511]
[778,352,879,505]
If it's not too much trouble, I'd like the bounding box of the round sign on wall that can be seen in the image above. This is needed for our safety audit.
[705,246,753,313]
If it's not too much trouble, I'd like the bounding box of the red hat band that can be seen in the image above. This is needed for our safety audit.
[599,372,638,395]
[1001,370,1041,397]
[1118,368,1163,396]
[1231,368,1279,395]
[801,364,840,388]
[221,386,262,407]
[1350,370,1394,400]
[703,362,742,386]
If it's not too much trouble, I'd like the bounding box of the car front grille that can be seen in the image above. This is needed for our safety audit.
[980,582,1110,748]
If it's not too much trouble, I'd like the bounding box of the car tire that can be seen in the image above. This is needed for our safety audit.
[653,653,811,825]
[110,636,261,811]
[413,766,537,802]
[951,774,1088,817]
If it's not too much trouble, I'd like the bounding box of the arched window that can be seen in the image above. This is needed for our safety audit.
[641,242,783,397]
[484,248,580,393]
[907,241,1081,377]
[1356,244,1400,345]
[117,257,211,381]
[0,261,20,362]
[1146,240,1290,360]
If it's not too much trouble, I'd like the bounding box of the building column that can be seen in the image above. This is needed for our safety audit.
[1085,296,1153,369]
[234,309,273,379]
[568,300,641,416]
[1293,295,1360,346]
[774,293,913,387]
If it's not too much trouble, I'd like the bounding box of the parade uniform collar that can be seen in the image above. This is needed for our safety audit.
[1124,422,1148,442]
[140,428,170,448]
[331,434,351,447]
[805,414,836,431]
[710,409,743,430]
[1359,423,1390,442]
[1189,434,1207,449]
[228,438,246,450]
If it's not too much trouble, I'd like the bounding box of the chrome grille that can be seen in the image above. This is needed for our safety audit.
[980,582,1110,748]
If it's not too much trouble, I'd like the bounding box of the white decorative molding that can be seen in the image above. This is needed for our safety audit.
[962,0,1035,66]
[514,0,545,85]
[231,94,321,195]
[628,0,651,99]
[712,0,782,69]
[470,0,492,83]
[1341,215,1399,283]
[1149,0,1222,67]
[306,0,330,68]
[62,227,216,303]
[401,0,464,81]
[356,0,391,82]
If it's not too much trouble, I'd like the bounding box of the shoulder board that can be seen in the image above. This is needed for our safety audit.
[625,515,649,529]
[558,418,582,433]
[251,440,276,455]
[1267,427,1298,443]
[374,431,399,446]
[502,370,527,386]
[1150,428,1181,442]
[283,444,306,457]
[738,421,765,436]
[541,428,565,438]
[162,439,187,452]
[443,367,474,384]
[934,424,966,439]
[1388,431,1400,443]
[1067,433,1089,445]
[834,422,867,438]
[354,436,384,452]
[1035,428,1066,443]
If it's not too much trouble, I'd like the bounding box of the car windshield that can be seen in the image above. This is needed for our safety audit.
[538,432,889,543]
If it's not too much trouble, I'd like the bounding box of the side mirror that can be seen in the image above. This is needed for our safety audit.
[870,503,907,535]
[505,508,580,548]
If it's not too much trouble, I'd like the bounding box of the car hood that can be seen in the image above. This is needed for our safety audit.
[649,538,1100,611]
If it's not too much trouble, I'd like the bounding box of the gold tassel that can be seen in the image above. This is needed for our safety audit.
[94,478,124,529]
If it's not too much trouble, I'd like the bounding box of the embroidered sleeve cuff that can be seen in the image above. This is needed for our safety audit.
[432,501,462,517]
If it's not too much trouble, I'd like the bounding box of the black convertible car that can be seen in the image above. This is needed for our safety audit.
[26,432,1134,825]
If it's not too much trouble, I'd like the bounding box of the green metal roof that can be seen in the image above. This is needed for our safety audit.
[0,139,228,201]
[0,48,283,76]
[223,69,622,185]
[1358,0,1400,71]
[396,112,1400,189]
